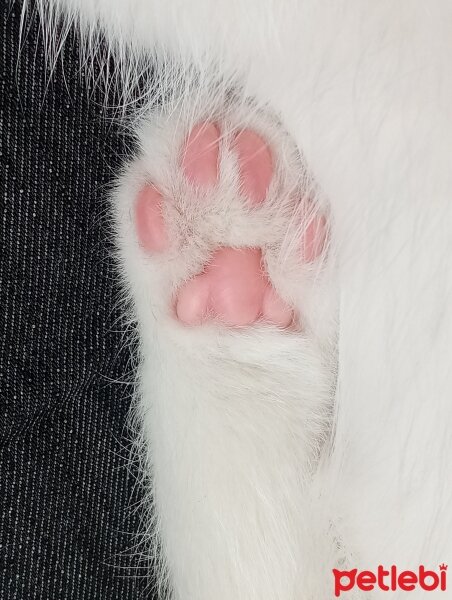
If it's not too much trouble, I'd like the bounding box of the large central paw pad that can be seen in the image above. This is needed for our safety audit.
[176,247,293,327]
[135,121,327,328]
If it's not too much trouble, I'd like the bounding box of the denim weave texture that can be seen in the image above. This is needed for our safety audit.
[0,1,151,597]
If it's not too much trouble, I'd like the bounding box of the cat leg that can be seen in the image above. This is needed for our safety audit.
[114,103,337,599]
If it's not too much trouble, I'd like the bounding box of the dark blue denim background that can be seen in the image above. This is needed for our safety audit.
[0,1,153,597]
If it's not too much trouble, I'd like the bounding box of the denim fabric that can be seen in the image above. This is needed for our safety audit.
[0,2,151,598]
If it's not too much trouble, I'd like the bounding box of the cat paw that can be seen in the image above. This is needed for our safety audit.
[113,104,336,600]
[123,113,329,336]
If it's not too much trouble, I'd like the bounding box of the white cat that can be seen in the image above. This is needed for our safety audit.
[28,0,452,598]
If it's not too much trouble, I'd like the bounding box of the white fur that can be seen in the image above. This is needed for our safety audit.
[26,0,452,598]
[114,104,335,598]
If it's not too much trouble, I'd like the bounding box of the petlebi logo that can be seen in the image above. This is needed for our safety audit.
[333,564,448,597]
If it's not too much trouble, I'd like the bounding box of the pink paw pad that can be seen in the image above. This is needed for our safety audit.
[234,129,273,205]
[135,186,168,252]
[176,248,293,327]
[181,122,220,188]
